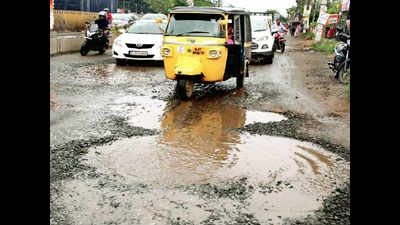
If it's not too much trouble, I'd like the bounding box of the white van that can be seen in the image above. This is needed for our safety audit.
[250,16,275,64]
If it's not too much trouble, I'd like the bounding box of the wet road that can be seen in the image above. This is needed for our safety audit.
[50,37,350,225]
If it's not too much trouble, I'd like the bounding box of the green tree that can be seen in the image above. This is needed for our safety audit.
[194,0,214,7]
[266,9,280,15]
[295,0,305,20]
[118,0,151,13]
[145,0,188,14]
[327,0,341,14]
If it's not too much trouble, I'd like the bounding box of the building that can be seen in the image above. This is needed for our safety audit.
[54,0,119,12]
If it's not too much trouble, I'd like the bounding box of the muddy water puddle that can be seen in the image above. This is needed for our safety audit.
[59,99,349,224]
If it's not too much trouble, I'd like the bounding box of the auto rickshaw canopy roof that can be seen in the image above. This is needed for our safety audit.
[170,6,250,15]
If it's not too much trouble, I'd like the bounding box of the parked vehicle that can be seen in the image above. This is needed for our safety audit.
[250,16,274,64]
[161,7,252,100]
[140,13,167,21]
[80,23,111,56]
[111,13,137,28]
[112,20,166,65]
[328,29,350,84]
[271,29,286,53]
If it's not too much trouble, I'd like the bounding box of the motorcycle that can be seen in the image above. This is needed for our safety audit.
[80,22,111,56]
[271,30,287,53]
[328,29,350,84]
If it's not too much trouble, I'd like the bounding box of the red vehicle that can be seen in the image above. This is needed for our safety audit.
[271,31,286,53]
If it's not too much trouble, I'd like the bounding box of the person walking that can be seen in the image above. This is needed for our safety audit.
[290,23,296,36]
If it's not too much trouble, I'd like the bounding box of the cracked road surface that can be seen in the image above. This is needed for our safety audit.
[50,36,350,225]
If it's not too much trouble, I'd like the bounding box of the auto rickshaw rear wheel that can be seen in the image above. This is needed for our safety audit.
[177,79,194,101]
[236,64,248,89]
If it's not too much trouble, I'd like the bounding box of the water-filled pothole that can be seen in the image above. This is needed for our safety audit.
[109,97,287,130]
[58,100,349,225]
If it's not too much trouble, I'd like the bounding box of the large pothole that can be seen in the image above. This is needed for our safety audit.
[55,99,349,225]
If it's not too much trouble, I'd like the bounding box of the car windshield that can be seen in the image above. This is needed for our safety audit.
[251,19,269,32]
[127,22,166,34]
[142,14,167,20]
[165,13,225,38]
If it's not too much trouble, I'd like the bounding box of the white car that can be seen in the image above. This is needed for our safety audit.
[111,13,137,28]
[140,13,167,22]
[112,20,166,64]
[250,16,275,64]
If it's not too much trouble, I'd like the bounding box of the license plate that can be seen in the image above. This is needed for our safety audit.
[129,51,148,56]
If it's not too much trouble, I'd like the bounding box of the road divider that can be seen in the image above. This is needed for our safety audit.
[50,33,117,56]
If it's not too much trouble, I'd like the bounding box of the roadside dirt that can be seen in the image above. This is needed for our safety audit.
[285,37,350,148]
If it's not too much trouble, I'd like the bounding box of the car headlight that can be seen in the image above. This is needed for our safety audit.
[261,44,268,49]
[161,47,172,56]
[257,36,268,41]
[114,39,123,48]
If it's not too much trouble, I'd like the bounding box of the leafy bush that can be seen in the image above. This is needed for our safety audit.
[111,26,122,36]
[298,32,315,40]
[310,39,337,54]
[310,21,317,29]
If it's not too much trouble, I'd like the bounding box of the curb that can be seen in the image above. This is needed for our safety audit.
[50,33,117,56]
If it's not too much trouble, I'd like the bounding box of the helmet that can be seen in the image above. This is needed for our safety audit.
[99,11,107,17]
[104,8,109,11]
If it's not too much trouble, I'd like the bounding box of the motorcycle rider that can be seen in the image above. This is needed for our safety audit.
[272,19,288,33]
[95,11,109,31]
[271,19,288,52]
[94,11,111,47]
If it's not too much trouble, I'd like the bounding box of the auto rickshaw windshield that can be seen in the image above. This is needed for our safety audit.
[165,13,226,38]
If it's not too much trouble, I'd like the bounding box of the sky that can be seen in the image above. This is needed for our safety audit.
[222,0,297,16]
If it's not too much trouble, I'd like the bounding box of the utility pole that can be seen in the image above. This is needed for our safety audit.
[312,0,318,23]
[303,0,312,33]
[314,0,327,42]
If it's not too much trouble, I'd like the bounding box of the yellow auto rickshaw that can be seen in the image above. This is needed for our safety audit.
[160,7,253,100]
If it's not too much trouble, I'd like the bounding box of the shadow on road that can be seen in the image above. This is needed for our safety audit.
[120,60,164,68]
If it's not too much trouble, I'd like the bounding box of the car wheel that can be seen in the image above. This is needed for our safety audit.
[116,59,126,66]
[265,56,273,64]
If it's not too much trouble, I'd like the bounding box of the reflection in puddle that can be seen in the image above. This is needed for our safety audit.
[245,110,287,124]
[109,96,287,131]
[61,98,349,225]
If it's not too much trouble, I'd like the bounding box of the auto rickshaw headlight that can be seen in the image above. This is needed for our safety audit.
[208,50,221,59]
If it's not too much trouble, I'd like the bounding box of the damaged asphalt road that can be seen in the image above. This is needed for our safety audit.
[50,36,350,225]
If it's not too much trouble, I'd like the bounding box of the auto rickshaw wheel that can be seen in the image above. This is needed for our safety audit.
[177,79,194,101]
[236,64,248,89]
